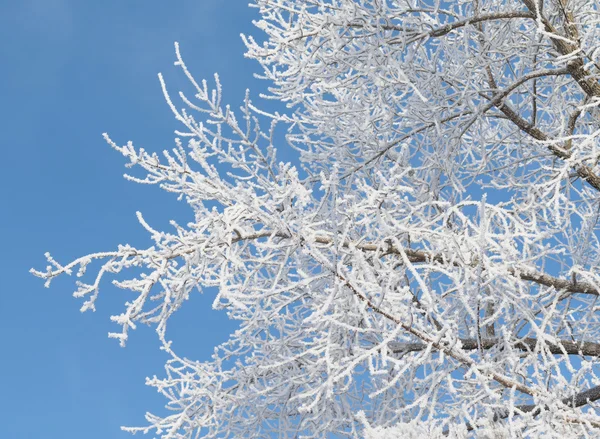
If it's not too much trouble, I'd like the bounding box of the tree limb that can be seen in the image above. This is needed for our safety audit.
[388,337,600,358]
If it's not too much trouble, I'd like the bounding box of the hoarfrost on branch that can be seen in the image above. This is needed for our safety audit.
[32,0,600,437]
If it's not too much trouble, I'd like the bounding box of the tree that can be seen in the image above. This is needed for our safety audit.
[32,0,600,437]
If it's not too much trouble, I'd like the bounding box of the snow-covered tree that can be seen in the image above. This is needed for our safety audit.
[32,0,600,437]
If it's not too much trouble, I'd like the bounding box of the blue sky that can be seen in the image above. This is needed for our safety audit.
[0,1,283,437]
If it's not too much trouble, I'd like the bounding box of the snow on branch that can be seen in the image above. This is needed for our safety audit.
[32,0,600,437]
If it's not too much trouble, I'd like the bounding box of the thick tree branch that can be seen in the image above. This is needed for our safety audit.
[445,383,600,434]
[485,87,600,192]
[35,228,599,301]
[520,0,600,98]
[371,11,536,41]
[474,52,600,193]
[388,337,600,358]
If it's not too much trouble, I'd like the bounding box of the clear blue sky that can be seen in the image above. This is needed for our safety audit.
[0,1,283,437]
